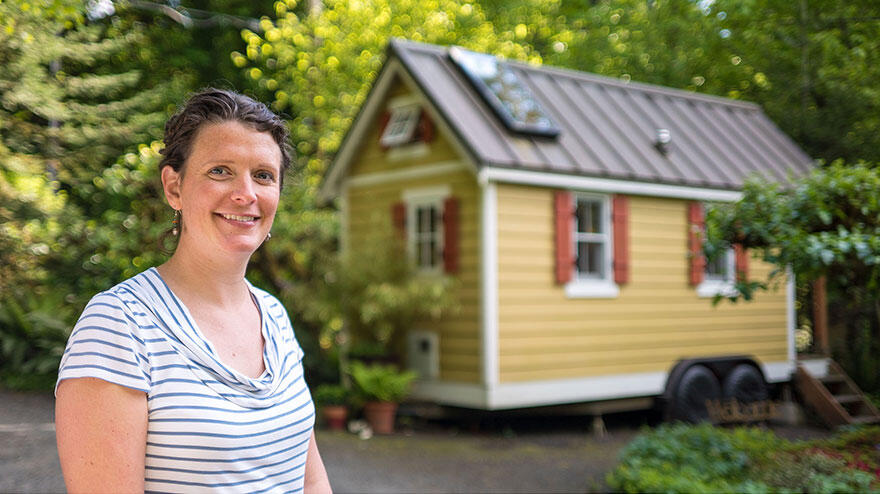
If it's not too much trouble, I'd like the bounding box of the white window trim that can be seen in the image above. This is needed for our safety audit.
[380,103,421,148]
[403,185,450,275]
[565,192,619,299]
[697,205,737,298]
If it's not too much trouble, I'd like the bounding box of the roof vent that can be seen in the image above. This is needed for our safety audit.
[655,128,671,155]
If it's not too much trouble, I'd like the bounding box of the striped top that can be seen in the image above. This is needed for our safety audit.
[56,267,315,493]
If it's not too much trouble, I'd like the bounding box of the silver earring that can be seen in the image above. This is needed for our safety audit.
[265,232,272,241]
[172,209,180,236]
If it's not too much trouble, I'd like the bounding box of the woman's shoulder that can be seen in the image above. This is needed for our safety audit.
[83,268,163,313]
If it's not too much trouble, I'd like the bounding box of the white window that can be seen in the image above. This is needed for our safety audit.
[403,186,448,274]
[566,193,619,298]
[380,104,421,148]
[697,218,737,298]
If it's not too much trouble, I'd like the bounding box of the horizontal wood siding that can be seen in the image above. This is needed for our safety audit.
[495,184,789,383]
[346,169,481,383]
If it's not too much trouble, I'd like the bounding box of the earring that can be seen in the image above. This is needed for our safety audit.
[265,232,272,241]
[172,209,180,236]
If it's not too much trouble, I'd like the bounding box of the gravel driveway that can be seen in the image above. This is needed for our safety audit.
[0,388,640,493]
[0,388,831,493]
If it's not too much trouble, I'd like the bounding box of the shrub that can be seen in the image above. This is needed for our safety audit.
[312,384,349,407]
[606,423,779,493]
[349,361,417,403]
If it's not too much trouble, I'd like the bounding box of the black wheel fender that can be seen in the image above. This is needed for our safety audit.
[670,364,721,423]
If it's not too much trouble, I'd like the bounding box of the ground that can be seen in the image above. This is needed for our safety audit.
[0,388,834,493]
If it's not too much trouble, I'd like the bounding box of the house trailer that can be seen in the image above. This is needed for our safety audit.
[319,39,815,419]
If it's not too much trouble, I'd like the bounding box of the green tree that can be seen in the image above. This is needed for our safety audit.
[705,162,880,392]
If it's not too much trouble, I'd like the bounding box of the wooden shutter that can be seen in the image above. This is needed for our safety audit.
[391,201,406,238]
[418,110,435,143]
[612,195,629,285]
[734,243,749,281]
[554,190,574,284]
[378,111,391,149]
[443,197,459,274]
[688,201,705,286]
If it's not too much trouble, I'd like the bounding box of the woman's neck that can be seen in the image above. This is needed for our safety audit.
[157,242,251,308]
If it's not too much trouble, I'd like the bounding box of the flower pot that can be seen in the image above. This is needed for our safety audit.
[321,405,349,431]
[363,401,398,434]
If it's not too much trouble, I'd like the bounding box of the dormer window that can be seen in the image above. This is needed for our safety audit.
[380,104,422,148]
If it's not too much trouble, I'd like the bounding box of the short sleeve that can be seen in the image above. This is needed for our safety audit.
[56,291,151,395]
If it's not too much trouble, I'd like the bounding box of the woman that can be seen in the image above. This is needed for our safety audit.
[55,89,332,493]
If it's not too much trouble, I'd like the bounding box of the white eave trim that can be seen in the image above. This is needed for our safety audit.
[478,167,743,202]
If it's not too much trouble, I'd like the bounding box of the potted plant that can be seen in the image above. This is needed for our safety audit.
[350,360,417,434]
[313,384,349,431]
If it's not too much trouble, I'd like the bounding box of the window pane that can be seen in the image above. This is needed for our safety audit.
[576,242,604,277]
[576,199,602,234]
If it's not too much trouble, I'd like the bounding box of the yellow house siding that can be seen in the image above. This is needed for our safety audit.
[345,168,482,383]
[495,183,789,383]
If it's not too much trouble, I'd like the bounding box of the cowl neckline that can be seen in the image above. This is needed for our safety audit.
[138,267,285,409]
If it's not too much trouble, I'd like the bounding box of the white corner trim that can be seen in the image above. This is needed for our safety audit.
[564,280,620,298]
[481,181,499,387]
[479,167,743,202]
[786,266,796,366]
[345,161,466,189]
[696,280,738,298]
[339,183,350,258]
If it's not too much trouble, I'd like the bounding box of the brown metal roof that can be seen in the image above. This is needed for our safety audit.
[387,38,814,190]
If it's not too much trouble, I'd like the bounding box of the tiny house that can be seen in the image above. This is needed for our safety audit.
[319,39,815,419]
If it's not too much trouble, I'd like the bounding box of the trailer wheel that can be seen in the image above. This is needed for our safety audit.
[722,364,767,404]
[670,364,721,423]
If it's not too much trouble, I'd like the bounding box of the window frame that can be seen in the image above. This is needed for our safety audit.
[565,192,619,298]
[402,186,450,275]
[696,204,737,298]
[380,103,422,148]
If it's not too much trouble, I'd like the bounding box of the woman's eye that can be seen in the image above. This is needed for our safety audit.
[255,171,275,182]
[208,167,227,176]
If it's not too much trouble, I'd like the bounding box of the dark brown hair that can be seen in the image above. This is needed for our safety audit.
[160,88,292,185]
[158,89,292,252]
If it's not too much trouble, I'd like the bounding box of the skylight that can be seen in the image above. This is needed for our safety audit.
[449,47,560,138]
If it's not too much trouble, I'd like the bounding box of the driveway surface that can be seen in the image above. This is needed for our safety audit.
[0,388,831,493]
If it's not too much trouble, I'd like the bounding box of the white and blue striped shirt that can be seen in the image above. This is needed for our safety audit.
[57,267,315,493]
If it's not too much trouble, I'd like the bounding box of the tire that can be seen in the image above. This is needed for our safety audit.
[669,364,721,423]
[722,364,768,404]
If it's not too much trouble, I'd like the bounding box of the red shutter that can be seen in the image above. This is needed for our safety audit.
[418,110,435,143]
[443,197,459,274]
[688,201,705,286]
[391,201,406,238]
[612,195,629,285]
[378,111,391,149]
[734,243,748,281]
[554,190,573,284]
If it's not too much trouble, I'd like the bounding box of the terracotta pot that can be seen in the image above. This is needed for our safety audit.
[363,401,398,434]
[321,405,348,431]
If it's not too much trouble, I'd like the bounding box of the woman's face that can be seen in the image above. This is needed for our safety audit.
[162,120,282,259]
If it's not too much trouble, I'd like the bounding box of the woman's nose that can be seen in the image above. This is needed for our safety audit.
[231,176,257,203]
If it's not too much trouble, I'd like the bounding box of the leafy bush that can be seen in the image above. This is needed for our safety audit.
[349,361,417,403]
[606,423,779,493]
[0,290,75,390]
[607,424,880,494]
[313,384,349,407]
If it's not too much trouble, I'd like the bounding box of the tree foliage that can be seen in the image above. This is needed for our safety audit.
[706,162,880,391]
